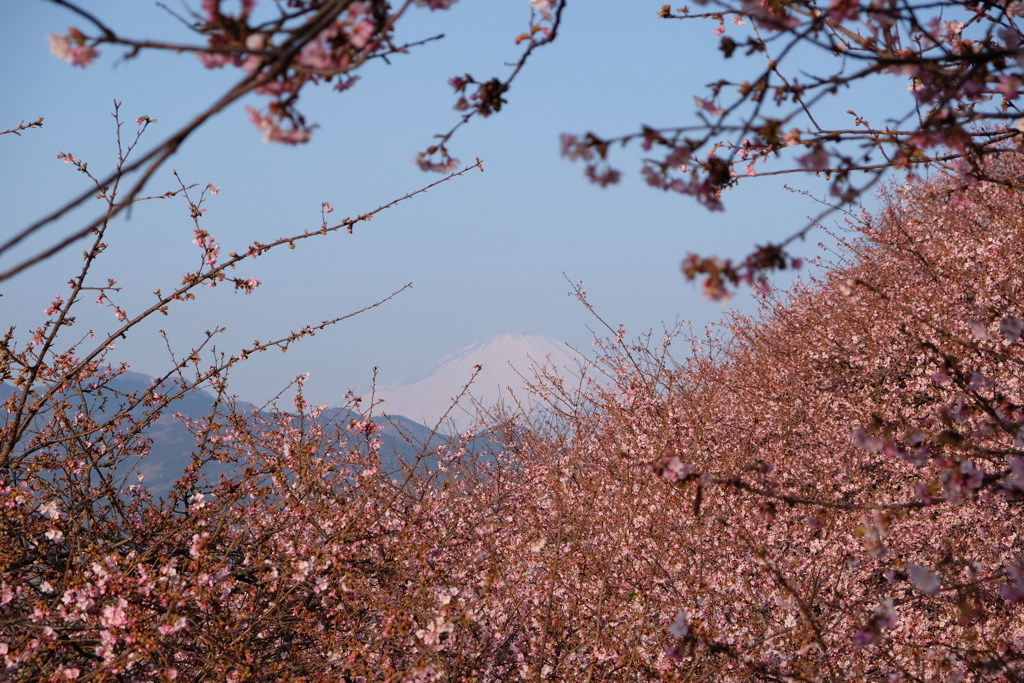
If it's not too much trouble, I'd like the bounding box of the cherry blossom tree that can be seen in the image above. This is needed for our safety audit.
[0,106,491,680]
[560,0,1024,296]
[3,0,561,283]
[532,153,1024,680]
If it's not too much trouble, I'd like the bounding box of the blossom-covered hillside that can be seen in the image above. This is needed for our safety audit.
[561,163,1024,679]
[4,164,1024,680]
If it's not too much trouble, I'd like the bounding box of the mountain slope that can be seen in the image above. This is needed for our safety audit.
[373,333,584,432]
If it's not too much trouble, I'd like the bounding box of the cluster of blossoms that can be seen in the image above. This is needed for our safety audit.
[552,0,1024,297]
[680,244,796,301]
[48,1,449,148]
[208,0,392,144]
[192,229,221,267]
[46,0,562,186]
[48,28,98,67]
[412,151,461,173]
[412,0,563,173]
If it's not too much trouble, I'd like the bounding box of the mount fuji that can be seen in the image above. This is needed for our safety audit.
[373,333,585,432]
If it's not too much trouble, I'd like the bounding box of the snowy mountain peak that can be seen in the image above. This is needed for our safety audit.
[374,333,582,431]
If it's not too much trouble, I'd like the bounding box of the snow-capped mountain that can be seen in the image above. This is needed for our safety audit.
[372,333,585,433]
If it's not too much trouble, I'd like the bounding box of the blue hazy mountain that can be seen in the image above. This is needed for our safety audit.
[1,371,443,497]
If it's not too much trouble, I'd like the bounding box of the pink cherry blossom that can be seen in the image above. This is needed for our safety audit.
[412,0,459,9]
[49,31,99,67]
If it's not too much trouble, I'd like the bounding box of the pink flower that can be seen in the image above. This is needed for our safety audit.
[908,564,942,595]
[49,31,99,67]
[968,371,994,391]
[101,598,129,628]
[44,295,63,316]
[668,610,689,638]
[415,617,455,646]
[1001,316,1024,341]
[701,276,732,302]
[159,617,188,635]
[245,32,267,53]
[348,18,376,49]
[204,243,221,266]
[246,106,314,145]
[585,165,621,187]
[853,597,897,647]
[968,320,992,340]
[861,511,890,558]
[560,134,594,162]
[827,0,859,23]
[49,33,73,61]
[412,0,459,8]
[662,457,694,482]
[412,152,460,172]
[852,426,883,453]
[234,277,260,294]
[853,626,881,647]
[997,456,1024,501]
[198,51,233,68]
[694,96,724,116]
[798,145,830,171]
[1000,559,1024,603]
[39,500,61,520]
[999,75,1022,100]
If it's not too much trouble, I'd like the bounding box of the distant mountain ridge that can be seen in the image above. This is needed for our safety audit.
[0,372,442,497]
[2,333,583,495]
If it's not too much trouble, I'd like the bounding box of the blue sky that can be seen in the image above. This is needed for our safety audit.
[1,1,907,407]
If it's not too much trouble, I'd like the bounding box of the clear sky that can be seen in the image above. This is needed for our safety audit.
[1,1,907,408]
